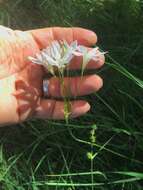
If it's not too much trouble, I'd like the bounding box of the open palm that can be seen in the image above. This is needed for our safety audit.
[0,26,104,126]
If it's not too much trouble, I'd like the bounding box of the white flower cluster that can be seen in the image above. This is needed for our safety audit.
[28,40,105,74]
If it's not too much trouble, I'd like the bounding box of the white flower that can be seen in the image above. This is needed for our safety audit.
[75,45,105,62]
[74,45,106,74]
[28,40,106,76]
[28,40,78,74]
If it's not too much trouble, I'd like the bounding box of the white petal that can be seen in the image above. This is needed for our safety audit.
[77,45,87,53]
[62,48,74,62]
[41,52,57,66]
[70,40,78,50]
[63,40,69,49]
[50,42,57,58]
[66,54,74,63]
[51,41,61,59]
[87,48,98,57]
[44,47,51,56]
[28,56,42,65]
[92,57,100,61]
[54,41,61,50]
[73,51,83,56]
[62,52,74,64]
[36,53,43,62]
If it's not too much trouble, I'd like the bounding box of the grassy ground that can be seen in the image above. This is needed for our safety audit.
[0,0,143,189]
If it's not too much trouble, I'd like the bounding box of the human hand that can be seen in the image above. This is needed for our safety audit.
[0,26,104,126]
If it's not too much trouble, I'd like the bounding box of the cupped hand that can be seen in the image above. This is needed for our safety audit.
[0,26,104,126]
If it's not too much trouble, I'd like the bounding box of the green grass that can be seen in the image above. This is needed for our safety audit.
[0,0,143,189]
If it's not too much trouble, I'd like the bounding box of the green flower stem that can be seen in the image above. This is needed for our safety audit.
[59,69,71,124]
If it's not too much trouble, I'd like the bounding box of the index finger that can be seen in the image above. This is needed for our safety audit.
[27,27,97,49]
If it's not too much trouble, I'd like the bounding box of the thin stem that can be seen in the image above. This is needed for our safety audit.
[59,68,71,124]
[91,143,94,190]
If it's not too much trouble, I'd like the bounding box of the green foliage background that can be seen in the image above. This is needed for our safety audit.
[0,0,143,189]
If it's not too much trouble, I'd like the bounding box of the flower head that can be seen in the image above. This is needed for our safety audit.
[28,40,78,74]
[28,40,106,76]
[76,45,105,62]
[74,45,106,75]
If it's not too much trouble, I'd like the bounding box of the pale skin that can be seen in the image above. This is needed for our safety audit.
[0,26,105,127]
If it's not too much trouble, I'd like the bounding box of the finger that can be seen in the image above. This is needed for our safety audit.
[68,49,105,70]
[34,100,90,119]
[27,27,97,49]
[46,74,103,98]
